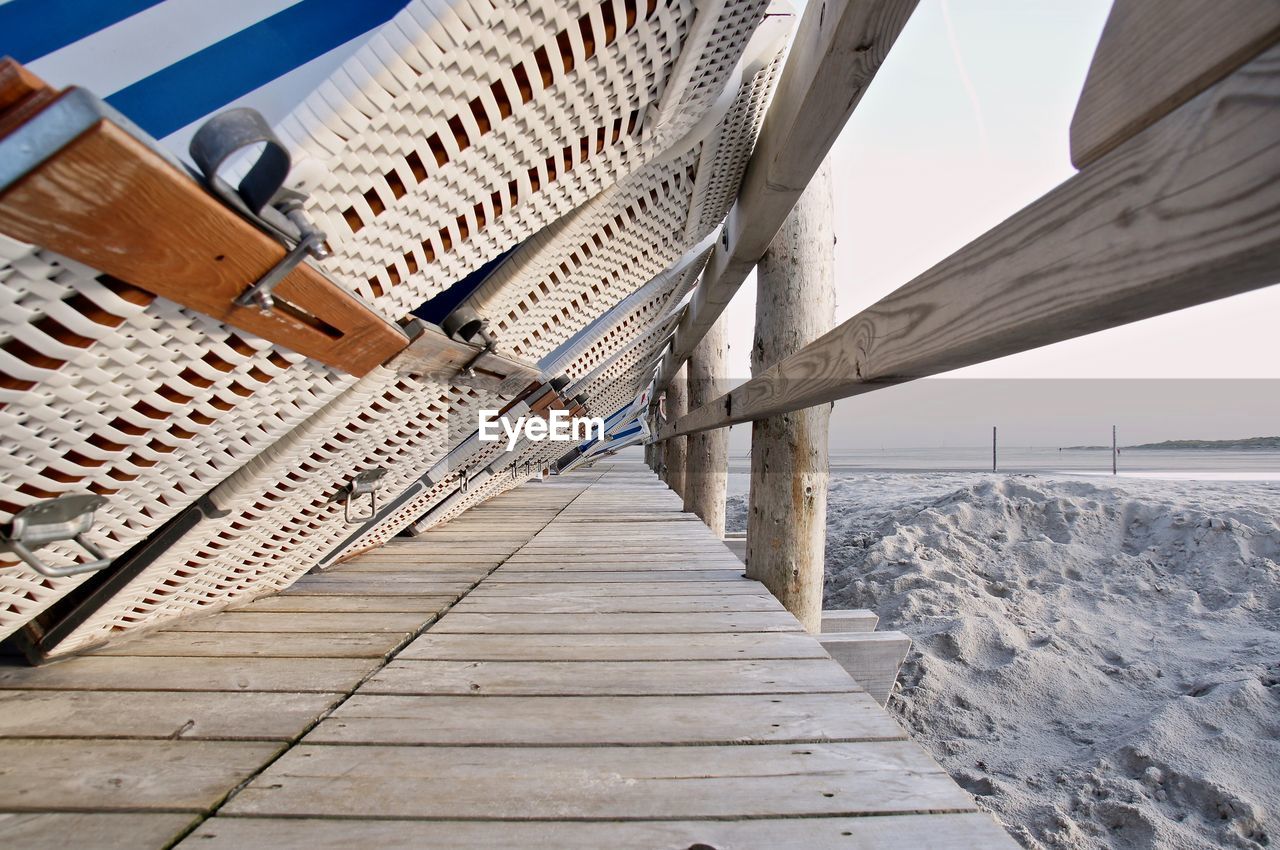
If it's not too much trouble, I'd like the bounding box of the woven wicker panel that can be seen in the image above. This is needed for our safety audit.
[0,238,355,641]
[684,52,783,240]
[559,258,703,385]
[287,0,727,324]
[48,369,500,654]
[467,149,699,362]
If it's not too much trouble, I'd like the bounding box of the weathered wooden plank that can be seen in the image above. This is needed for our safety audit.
[399,631,830,661]
[280,581,473,597]
[388,322,543,396]
[664,44,1280,438]
[1070,0,1280,167]
[431,612,802,634]
[0,656,374,693]
[332,558,501,571]
[2,813,199,850]
[502,555,743,567]
[234,595,452,615]
[0,113,406,375]
[311,692,903,745]
[822,609,879,633]
[0,689,340,740]
[93,631,406,659]
[177,813,1019,850]
[470,580,764,596]
[223,741,975,819]
[820,632,912,707]
[367,543,522,554]
[296,570,486,584]
[361,658,857,696]
[488,569,748,581]
[452,594,783,614]
[167,612,429,633]
[0,739,282,811]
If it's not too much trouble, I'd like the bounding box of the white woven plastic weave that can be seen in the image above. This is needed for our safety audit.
[0,237,354,641]
[2,0,788,651]
[286,0,766,325]
[47,368,499,654]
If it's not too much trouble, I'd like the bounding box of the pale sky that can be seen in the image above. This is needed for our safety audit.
[721,0,1280,382]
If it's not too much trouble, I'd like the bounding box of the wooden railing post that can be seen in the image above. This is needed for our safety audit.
[683,316,729,536]
[662,363,688,497]
[746,159,835,633]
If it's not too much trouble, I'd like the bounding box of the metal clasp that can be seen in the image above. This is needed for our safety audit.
[343,469,387,524]
[0,494,113,577]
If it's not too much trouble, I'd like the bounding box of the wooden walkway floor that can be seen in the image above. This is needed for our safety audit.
[0,460,1015,848]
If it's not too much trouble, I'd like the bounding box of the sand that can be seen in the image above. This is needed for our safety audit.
[727,474,1280,849]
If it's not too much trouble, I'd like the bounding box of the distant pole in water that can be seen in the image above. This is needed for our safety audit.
[992,426,997,472]
[1112,425,1118,475]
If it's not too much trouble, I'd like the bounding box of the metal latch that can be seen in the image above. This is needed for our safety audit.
[0,494,113,577]
[343,469,387,524]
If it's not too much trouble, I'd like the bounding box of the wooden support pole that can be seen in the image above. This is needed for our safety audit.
[662,364,688,498]
[746,159,835,634]
[682,316,730,537]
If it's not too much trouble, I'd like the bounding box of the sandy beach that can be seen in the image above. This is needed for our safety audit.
[728,473,1280,849]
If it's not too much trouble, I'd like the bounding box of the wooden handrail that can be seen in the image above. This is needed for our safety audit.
[661,43,1280,439]
[1070,0,1280,168]
[652,0,919,393]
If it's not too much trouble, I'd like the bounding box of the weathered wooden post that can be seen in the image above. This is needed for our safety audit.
[644,404,657,470]
[683,317,729,536]
[662,363,688,498]
[745,159,835,633]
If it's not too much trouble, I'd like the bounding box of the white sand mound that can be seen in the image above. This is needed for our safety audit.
[735,475,1280,849]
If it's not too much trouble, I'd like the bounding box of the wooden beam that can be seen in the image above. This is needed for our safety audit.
[0,72,407,376]
[1070,0,1280,168]
[654,0,918,391]
[388,322,543,397]
[662,43,1280,438]
[661,363,689,499]
[682,316,729,537]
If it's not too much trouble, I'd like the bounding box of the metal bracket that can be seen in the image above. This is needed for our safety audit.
[0,494,113,577]
[343,469,387,524]
[457,336,496,380]
[236,226,326,311]
[189,107,330,312]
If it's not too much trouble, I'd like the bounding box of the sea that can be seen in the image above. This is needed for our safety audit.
[724,447,1280,497]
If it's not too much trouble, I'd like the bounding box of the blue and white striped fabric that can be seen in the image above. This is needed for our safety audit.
[0,0,408,159]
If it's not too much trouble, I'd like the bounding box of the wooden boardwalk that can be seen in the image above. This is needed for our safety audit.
[0,460,1014,848]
